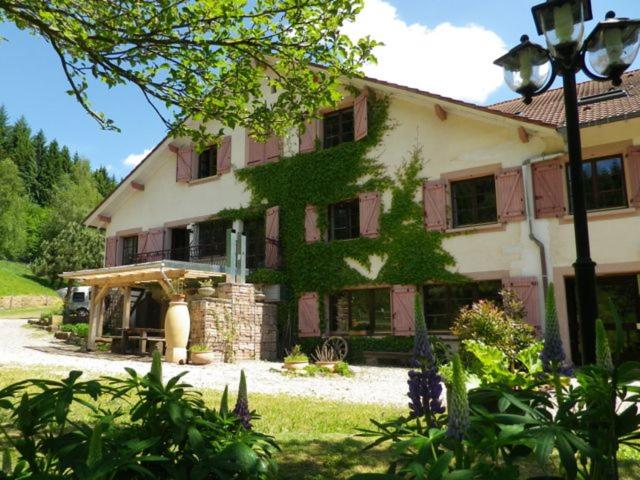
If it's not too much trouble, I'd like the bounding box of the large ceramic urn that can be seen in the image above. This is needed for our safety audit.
[164,299,190,364]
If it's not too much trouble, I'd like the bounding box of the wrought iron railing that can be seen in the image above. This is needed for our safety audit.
[126,243,227,268]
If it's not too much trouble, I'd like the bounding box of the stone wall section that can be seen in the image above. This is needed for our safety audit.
[188,283,277,362]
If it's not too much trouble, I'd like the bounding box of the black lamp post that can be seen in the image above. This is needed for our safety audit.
[494,0,640,365]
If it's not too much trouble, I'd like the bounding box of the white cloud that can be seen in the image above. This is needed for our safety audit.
[342,0,507,104]
[122,148,152,167]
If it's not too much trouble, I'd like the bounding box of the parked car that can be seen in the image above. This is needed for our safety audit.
[57,286,91,317]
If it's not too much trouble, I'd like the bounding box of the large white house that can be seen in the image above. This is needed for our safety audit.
[84,70,640,363]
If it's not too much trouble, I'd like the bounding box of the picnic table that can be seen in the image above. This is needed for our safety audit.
[115,327,166,354]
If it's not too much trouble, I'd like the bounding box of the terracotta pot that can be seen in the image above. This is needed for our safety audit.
[164,300,190,363]
[198,286,215,297]
[283,360,309,371]
[190,351,215,365]
[315,361,337,372]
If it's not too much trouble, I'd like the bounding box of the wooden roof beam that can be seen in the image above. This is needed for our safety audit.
[518,126,530,144]
[435,104,448,122]
[131,181,145,191]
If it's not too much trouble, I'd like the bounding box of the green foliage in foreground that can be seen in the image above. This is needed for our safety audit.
[59,322,89,339]
[0,261,59,298]
[0,352,278,479]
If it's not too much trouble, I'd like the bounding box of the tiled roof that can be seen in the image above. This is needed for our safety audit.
[489,69,640,127]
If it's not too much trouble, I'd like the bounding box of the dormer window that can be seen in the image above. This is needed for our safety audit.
[197,146,217,179]
[323,107,354,148]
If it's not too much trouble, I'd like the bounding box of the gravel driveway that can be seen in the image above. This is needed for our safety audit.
[0,318,411,406]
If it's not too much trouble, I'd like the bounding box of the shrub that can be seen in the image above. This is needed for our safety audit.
[452,290,536,366]
[59,322,89,338]
[0,351,278,479]
[189,343,211,353]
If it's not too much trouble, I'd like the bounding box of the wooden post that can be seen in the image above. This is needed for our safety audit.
[122,287,132,330]
[87,287,99,350]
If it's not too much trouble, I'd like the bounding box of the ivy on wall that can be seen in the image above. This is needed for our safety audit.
[219,91,460,299]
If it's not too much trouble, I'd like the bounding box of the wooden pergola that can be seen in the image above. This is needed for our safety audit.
[60,261,227,350]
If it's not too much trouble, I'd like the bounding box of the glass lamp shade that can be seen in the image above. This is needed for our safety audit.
[494,37,553,99]
[585,13,640,82]
[532,0,593,56]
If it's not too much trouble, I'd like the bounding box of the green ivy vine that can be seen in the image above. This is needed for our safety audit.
[219,91,460,298]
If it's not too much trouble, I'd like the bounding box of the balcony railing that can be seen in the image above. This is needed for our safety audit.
[123,243,227,268]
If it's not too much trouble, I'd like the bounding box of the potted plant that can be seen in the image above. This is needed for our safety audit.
[312,344,339,372]
[283,345,309,371]
[189,343,215,365]
[197,279,215,297]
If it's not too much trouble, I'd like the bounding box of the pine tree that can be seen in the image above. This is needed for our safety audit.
[7,116,37,200]
[0,158,28,259]
[92,165,117,198]
[32,130,49,205]
[60,146,73,174]
[0,105,10,157]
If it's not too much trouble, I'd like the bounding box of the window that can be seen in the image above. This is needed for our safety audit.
[197,219,231,258]
[244,218,265,269]
[197,146,217,179]
[423,280,502,331]
[329,288,391,334]
[122,236,138,265]
[329,199,359,241]
[567,155,627,212]
[323,107,354,148]
[71,291,85,303]
[451,175,497,227]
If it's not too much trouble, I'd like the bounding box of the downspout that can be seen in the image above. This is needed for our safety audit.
[522,152,565,294]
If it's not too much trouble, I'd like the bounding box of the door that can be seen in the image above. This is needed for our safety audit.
[171,228,189,261]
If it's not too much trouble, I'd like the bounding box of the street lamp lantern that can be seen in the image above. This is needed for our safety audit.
[532,0,593,57]
[494,2,640,365]
[494,35,553,104]
[584,11,640,85]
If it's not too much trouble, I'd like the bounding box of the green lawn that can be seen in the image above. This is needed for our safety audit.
[0,365,638,479]
[0,261,59,297]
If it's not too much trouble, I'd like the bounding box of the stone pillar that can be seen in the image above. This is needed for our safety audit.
[188,283,277,362]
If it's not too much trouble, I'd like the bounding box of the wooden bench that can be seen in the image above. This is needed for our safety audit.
[362,351,413,367]
[123,328,166,354]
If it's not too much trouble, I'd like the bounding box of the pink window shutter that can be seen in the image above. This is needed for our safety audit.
[496,167,526,222]
[217,135,232,174]
[147,228,165,261]
[423,181,448,231]
[304,205,321,243]
[176,147,193,182]
[359,192,381,238]
[532,159,566,218]
[298,292,321,337]
[265,206,280,268]
[391,285,415,336]
[137,231,149,255]
[354,92,368,141]
[265,135,281,163]
[105,236,117,267]
[627,146,640,207]
[502,277,541,334]
[299,120,319,153]
[246,133,265,166]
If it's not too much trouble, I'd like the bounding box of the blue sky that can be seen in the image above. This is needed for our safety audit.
[1,0,639,179]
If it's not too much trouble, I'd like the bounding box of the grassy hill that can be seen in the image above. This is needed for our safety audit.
[0,261,59,297]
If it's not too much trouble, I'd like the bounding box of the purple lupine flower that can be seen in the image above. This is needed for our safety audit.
[407,366,445,425]
[233,370,252,429]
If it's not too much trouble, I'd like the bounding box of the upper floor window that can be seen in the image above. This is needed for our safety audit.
[423,280,502,331]
[243,217,265,269]
[197,146,217,179]
[568,155,627,212]
[451,175,497,227]
[197,219,231,258]
[329,288,391,334]
[329,199,359,241]
[323,107,354,148]
[122,235,138,265]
